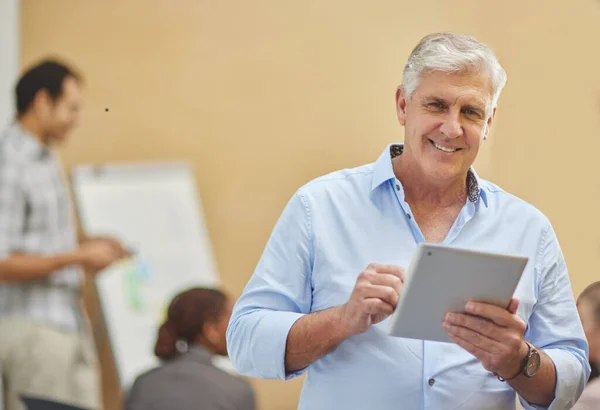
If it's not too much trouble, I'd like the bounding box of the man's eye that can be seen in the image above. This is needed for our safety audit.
[463,109,482,118]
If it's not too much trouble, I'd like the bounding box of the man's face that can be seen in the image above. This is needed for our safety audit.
[395,70,495,182]
[38,76,82,144]
[578,300,600,365]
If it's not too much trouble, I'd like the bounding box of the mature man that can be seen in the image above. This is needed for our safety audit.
[572,282,600,409]
[0,60,126,410]
[226,33,590,409]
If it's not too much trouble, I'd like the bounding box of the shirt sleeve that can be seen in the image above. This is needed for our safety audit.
[519,225,591,410]
[226,189,313,380]
[0,160,25,260]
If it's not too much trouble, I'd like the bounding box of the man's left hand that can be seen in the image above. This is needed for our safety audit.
[443,298,529,379]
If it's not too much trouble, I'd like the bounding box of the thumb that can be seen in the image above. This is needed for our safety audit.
[507,297,519,314]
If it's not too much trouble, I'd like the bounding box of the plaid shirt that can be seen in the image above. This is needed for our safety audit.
[0,122,84,330]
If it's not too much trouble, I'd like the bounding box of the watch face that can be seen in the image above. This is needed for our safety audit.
[525,350,541,377]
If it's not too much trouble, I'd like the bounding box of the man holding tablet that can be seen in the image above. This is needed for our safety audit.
[227,32,590,409]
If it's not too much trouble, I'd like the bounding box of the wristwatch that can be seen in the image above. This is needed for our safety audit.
[495,341,540,382]
[522,342,541,377]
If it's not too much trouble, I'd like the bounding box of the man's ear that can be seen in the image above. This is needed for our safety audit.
[483,106,497,140]
[32,89,52,116]
[396,87,408,126]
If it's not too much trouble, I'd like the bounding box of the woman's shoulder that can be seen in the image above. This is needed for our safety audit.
[126,351,255,407]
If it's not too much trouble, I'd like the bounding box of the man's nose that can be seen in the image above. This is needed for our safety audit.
[439,112,462,139]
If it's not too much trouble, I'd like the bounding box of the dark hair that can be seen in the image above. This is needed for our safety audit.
[15,59,82,117]
[154,288,227,360]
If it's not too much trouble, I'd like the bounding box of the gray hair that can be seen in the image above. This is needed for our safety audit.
[402,32,507,115]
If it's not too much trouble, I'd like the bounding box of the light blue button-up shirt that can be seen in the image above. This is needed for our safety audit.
[227,144,590,410]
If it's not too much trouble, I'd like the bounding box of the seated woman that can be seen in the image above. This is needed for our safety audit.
[124,288,256,410]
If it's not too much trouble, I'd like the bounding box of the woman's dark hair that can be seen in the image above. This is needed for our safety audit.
[154,287,227,360]
[15,59,82,117]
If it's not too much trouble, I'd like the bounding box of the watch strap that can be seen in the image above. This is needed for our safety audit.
[494,341,531,382]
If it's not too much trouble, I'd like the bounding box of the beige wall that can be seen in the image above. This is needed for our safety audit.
[481,0,600,299]
[20,1,600,409]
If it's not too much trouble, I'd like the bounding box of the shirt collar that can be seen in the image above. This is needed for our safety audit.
[3,121,50,160]
[371,143,487,207]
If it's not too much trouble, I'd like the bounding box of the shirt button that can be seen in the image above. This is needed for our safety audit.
[406,214,412,219]
[395,184,400,191]
[428,378,435,386]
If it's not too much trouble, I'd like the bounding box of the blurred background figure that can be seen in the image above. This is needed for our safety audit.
[572,281,600,409]
[124,287,256,410]
[0,59,126,410]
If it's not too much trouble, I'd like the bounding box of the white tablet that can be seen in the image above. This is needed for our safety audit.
[388,243,528,343]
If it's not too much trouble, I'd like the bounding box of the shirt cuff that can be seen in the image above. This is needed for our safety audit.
[520,348,587,410]
[252,310,306,380]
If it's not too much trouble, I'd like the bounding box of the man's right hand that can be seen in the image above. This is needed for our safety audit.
[76,240,123,271]
[283,263,405,374]
[338,263,405,336]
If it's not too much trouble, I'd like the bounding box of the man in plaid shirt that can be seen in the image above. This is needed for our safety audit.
[0,60,126,410]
